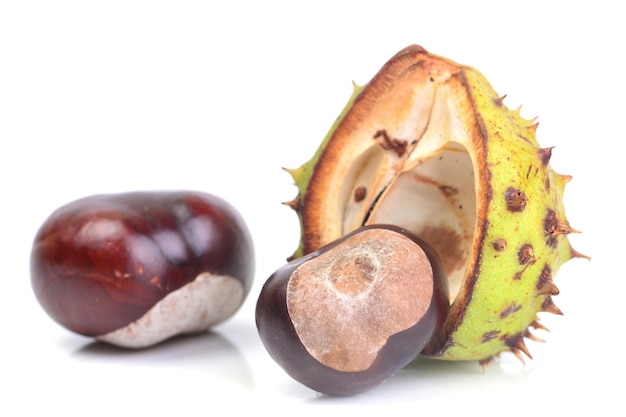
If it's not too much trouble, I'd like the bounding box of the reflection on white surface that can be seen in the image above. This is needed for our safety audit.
[73,330,255,392]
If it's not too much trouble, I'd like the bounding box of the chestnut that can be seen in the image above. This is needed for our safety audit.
[31,190,254,348]
[255,224,449,395]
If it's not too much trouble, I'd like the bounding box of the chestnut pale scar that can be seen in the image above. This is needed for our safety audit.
[285,228,434,372]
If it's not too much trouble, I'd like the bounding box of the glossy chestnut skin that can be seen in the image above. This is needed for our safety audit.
[255,224,449,396]
[31,190,254,343]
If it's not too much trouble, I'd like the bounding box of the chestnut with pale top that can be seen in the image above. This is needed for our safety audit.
[30,190,255,348]
[256,225,449,396]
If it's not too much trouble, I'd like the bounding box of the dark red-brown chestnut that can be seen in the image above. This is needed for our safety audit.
[31,190,254,348]
[255,224,449,396]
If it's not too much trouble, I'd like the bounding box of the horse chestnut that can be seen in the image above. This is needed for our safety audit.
[31,190,254,348]
[255,225,449,395]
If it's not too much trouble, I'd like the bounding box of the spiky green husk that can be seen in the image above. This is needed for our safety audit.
[284,45,586,364]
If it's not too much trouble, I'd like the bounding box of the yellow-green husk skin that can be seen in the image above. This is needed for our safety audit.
[425,67,573,362]
[285,45,584,364]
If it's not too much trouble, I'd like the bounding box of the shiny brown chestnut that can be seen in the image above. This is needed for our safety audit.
[31,190,254,348]
[255,224,449,396]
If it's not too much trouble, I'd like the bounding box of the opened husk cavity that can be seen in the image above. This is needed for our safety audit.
[285,45,586,365]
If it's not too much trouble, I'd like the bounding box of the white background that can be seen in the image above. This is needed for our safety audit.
[1,1,621,415]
